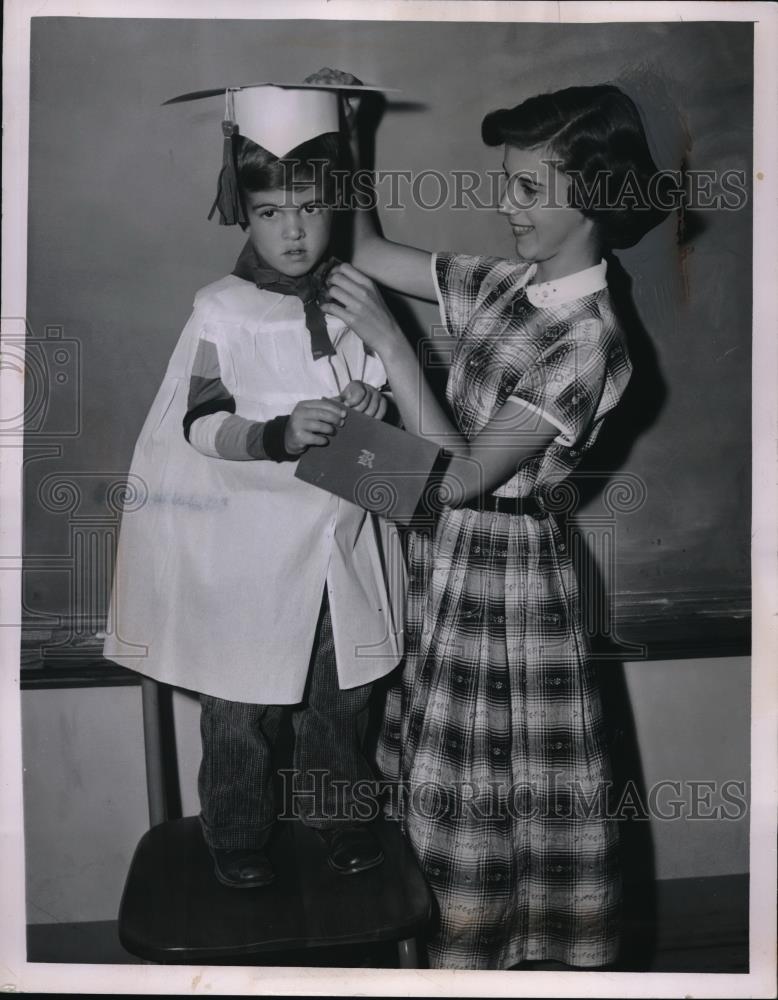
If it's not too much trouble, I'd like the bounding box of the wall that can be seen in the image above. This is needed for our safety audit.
[17,7,754,938]
[22,656,750,924]
[22,17,753,634]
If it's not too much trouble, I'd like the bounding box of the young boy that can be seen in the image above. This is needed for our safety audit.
[104,79,404,887]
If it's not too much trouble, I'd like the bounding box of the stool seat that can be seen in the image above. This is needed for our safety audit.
[118,815,434,965]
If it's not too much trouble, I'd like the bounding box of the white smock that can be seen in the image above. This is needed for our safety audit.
[103,275,405,704]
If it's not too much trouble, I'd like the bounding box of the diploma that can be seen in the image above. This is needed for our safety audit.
[295,409,444,524]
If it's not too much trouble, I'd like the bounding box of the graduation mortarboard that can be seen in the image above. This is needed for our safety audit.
[164,73,393,226]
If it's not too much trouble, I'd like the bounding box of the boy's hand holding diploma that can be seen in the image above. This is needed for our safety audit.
[283,382,386,456]
[284,398,347,454]
[339,380,387,420]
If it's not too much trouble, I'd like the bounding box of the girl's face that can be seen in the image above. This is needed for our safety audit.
[244,185,332,277]
[498,144,599,282]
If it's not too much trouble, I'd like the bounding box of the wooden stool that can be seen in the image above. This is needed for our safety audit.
[118,679,434,967]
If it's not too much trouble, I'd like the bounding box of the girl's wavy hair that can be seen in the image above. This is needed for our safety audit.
[482,85,674,249]
[236,131,343,201]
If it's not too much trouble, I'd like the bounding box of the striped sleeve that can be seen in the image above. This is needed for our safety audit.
[183,337,291,461]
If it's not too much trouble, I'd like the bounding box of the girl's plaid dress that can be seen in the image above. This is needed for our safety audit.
[376,252,632,970]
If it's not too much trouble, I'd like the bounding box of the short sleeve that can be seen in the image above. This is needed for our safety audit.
[509,320,631,448]
[432,252,528,339]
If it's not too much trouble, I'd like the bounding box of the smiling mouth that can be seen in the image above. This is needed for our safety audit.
[511,225,534,235]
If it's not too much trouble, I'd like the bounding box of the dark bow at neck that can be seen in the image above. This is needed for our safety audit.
[232,241,338,360]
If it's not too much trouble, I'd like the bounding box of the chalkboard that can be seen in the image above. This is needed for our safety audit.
[20,16,752,682]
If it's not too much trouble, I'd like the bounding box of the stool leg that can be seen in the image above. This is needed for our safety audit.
[141,677,167,827]
[397,937,419,969]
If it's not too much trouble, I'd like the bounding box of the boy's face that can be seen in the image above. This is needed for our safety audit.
[244,185,332,277]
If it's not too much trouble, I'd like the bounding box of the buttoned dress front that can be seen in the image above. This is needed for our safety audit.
[104,274,404,704]
[376,253,632,970]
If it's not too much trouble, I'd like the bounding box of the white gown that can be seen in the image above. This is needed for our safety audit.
[103,274,405,704]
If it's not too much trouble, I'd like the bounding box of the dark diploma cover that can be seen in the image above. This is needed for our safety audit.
[295,409,444,524]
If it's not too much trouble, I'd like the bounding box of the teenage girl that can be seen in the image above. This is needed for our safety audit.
[322,84,671,970]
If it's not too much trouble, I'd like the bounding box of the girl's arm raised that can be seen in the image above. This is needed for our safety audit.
[323,264,558,503]
[347,106,436,301]
[350,200,436,301]
[303,67,436,299]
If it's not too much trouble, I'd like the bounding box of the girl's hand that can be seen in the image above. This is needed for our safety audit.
[339,380,388,420]
[284,398,347,454]
[303,67,362,133]
[322,263,403,357]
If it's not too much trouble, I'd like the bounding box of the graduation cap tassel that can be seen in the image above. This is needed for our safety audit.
[208,120,246,227]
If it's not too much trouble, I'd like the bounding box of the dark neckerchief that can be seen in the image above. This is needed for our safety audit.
[232,240,338,360]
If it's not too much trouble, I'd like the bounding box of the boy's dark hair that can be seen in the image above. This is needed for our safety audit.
[236,131,343,202]
[482,85,674,249]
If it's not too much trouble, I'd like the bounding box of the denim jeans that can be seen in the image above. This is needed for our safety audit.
[198,592,376,849]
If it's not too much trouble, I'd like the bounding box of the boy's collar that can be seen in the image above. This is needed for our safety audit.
[232,240,339,360]
[232,239,337,289]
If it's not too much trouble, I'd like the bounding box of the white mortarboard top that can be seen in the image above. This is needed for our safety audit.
[164,73,394,225]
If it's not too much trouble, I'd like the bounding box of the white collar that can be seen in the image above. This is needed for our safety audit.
[521,259,608,307]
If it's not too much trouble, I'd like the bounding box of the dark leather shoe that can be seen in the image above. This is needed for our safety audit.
[316,825,384,875]
[209,846,275,888]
